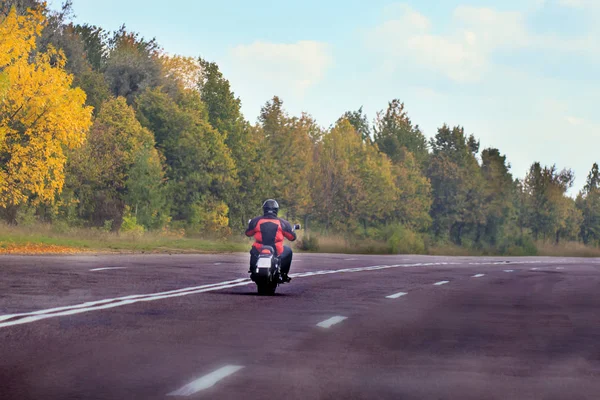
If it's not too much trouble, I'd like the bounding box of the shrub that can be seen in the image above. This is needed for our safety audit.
[120,215,145,236]
[187,200,231,238]
[16,206,37,227]
[499,235,538,256]
[297,234,320,251]
[102,219,114,232]
[383,224,426,254]
[51,220,72,234]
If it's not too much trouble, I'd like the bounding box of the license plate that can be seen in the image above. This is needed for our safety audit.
[257,257,271,268]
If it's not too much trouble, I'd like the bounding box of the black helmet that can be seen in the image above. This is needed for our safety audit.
[262,199,279,217]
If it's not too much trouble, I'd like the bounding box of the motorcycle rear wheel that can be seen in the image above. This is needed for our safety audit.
[257,281,277,296]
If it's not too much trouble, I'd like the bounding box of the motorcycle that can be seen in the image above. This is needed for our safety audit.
[248,221,301,296]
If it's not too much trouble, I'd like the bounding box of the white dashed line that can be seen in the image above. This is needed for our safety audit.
[386,292,408,299]
[167,365,244,396]
[504,270,514,272]
[531,268,539,270]
[472,274,485,278]
[89,267,127,272]
[556,267,564,270]
[316,316,347,328]
[344,258,358,261]
[433,281,449,286]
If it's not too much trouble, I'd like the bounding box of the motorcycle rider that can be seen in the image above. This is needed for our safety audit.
[245,199,297,282]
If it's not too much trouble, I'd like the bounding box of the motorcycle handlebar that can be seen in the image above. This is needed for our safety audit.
[248,219,301,230]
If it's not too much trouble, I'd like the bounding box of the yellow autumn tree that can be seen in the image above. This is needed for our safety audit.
[0,6,93,207]
[160,54,202,91]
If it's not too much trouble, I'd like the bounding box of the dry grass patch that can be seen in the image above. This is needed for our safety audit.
[536,241,600,257]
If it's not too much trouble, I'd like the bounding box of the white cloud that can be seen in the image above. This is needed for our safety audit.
[382,3,432,31]
[366,3,598,82]
[229,40,333,96]
[557,0,598,8]
[367,5,531,82]
[566,116,586,126]
[453,6,530,48]
[359,3,600,194]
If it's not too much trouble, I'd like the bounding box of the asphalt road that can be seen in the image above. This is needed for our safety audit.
[1,253,600,400]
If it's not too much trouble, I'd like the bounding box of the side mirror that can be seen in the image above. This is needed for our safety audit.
[294,224,301,230]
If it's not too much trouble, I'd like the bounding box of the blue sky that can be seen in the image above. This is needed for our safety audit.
[51,0,600,195]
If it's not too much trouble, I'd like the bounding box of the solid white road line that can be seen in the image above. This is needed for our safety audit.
[433,280,449,286]
[386,292,408,299]
[90,267,127,272]
[167,365,244,396]
[316,316,348,328]
[472,274,485,278]
[0,279,252,328]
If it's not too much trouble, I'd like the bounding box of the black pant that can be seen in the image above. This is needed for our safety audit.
[250,246,293,274]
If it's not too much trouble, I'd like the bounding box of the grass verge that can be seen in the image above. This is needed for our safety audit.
[535,241,600,258]
[0,223,249,255]
[2,224,600,257]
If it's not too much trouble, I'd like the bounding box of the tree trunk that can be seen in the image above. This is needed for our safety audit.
[0,205,19,225]
[457,223,464,246]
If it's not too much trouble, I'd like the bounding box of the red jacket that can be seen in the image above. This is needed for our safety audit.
[245,215,296,255]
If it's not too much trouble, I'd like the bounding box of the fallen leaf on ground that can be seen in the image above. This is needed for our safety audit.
[0,242,85,254]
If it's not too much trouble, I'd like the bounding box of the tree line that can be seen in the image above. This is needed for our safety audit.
[2,1,600,253]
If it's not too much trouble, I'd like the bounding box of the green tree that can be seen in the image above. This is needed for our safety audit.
[557,196,582,242]
[313,119,398,232]
[338,106,371,142]
[104,25,162,102]
[312,119,366,231]
[135,87,237,231]
[428,125,485,244]
[480,148,516,245]
[198,58,242,139]
[514,178,528,237]
[259,96,313,220]
[576,163,600,244]
[197,58,270,228]
[523,162,575,242]
[72,23,107,71]
[583,162,600,194]
[135,87,186,156]
[393,152,432,231]
[124,144,169,229]
[357,137,398,227]
[373,99,428,166]
[73,69,111,114]
[35,2,97,78]
[66,97,163,230]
